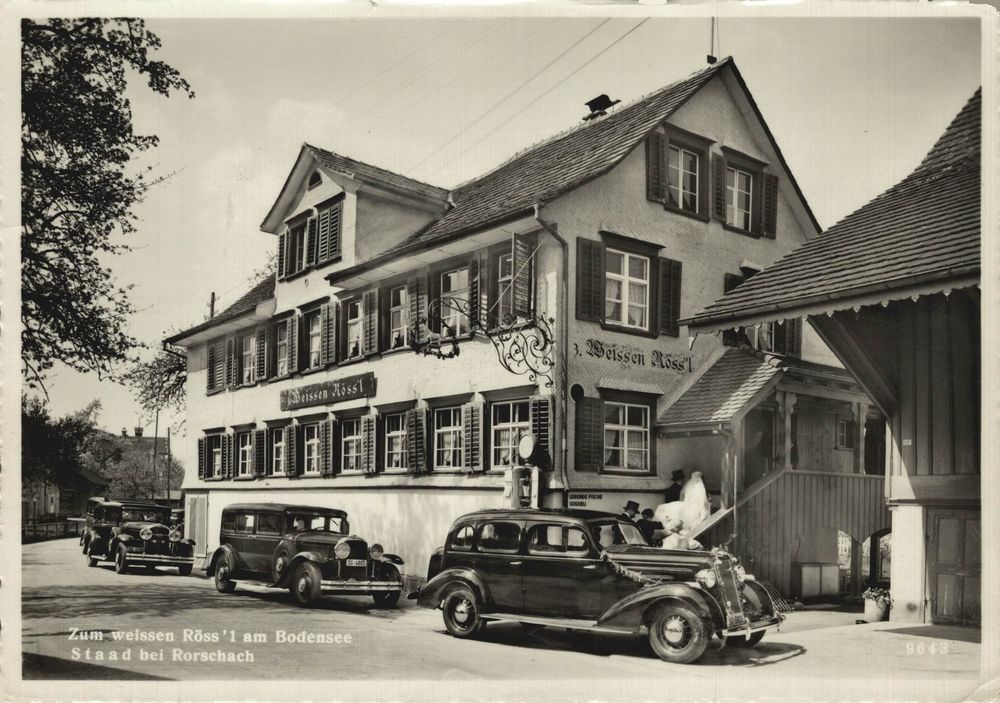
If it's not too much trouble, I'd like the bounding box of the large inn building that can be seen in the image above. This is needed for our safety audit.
[169,58,890,591]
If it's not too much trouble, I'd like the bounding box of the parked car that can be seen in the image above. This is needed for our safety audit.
[205,503,404,608]
[412,508,781,664]
[84,499,195,575]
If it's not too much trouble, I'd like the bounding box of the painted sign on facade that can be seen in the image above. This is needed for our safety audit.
[573,338,692,372]
[279,372,376,410]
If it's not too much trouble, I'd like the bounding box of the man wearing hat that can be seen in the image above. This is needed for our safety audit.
[664,469,685,503]
[620,500,640,523]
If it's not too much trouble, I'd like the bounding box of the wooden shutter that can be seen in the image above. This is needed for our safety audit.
[329,202,343,261]
[255,329,267,381]
[512,234,533,318]
[197,437,206,480]
[324,420,341,476]
[361,415,377,475]
[277,232,287,279]
[304,217,318,267]
[575,397,604,472]
[408,277,427,345]
[405,408,427,474]
[317,419,330,477]
[789,318,802,357]
[658,257,683,337]
[468,257,482,330]
[462,403,483,472]
[284,425,297,478]
[221,434,233,479]
[320,302,337,366]
[713,153,727,220]
[362,290,379,356]
[646,132,666,202]
[529,395,552,466]
[206,345,217,392]
[287,316,299,374]
[576,239,604,322]
[225,338,236,388]
[317,206,331,263]
[266,325,277,378]
[762,173,779,239]
[253,429,267,477]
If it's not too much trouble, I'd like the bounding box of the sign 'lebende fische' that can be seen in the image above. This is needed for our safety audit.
[279,372,376,411]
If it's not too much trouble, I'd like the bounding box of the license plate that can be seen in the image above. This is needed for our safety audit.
[346,559,366,567]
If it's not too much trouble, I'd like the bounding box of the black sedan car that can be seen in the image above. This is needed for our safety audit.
[84,499,195,575]
[412,508,781,664]
[205,503,404,608]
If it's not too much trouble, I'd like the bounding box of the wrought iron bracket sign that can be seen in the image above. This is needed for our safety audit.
[279,372,376,411]
[409,296,556,388]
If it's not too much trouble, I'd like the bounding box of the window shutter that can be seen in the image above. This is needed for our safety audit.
[304,217,318,267]
[253,430,266,477]
[362,290,379,356]
[221,434,233,479]
[225,338,236,388]
[206,345,217,392]
[284,425,297,478]
[462,402,483,472]
[790,318,802,357]
[646,132,666,202]
[277,232,287,279]
[529,395,552,465]
[197,437,206,480]
[322,302,338,366]
[287,316,299,374]
[576,239,604,322]
[762,173,779,239]
[408,277,427,345]
[575,397,604,472]
[468,257,482,330]
[713,153,727,220]
[658,257,683,337]
[361,415,378,475]
[512,234,533,318]
[405,407,428,474]
[256,328,266,381]
[317,419,331,477]
[317,207,331,263]
[325,421,341,476]
[328,202,343,261]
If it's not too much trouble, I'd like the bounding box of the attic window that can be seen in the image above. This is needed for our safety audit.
[307,171,322,190]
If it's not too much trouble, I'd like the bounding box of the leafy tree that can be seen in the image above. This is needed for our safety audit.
[100,440,183,500]
[21,18,194,389]
[22,396,102,487]
[123,341,187,414]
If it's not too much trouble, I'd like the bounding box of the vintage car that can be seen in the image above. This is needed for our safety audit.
[84,499,195,575]
[412,508,781,664]
[204,503,404,608]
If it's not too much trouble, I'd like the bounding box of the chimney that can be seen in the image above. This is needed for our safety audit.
[582,94,620,121]
[134,426,144,438]
[121,427,128,437]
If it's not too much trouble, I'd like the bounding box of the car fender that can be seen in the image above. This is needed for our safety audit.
[415,567,491,610]
[743,580,777,617]
[381,553,404,566]
[596,582,725,630]
[205,544,238,576]
[274,551,327,588]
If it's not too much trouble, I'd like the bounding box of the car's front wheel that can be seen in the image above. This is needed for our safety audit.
[442,586,486,638]
[86,543,99,568]
[114,544,130,574]
[372,590,401,608]
[725,630,765,647]
[290,562,322,607]
[214,554,237,593]
[647,603,709,664]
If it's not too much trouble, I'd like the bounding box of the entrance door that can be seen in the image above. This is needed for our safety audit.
[927,508,980,625]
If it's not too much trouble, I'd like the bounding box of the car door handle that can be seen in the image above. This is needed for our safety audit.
[509,561,523,566]
[583,564,598,570]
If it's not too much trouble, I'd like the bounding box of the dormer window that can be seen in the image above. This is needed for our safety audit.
[307,171,321,190]
[276,197,343,280]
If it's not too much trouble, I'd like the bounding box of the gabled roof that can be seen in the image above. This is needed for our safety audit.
[165,277,275,344]
[684,88,981,331]
[306,144,450,202]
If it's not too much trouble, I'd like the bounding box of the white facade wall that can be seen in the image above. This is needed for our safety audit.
[889,504,926,623]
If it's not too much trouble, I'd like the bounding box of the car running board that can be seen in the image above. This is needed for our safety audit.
[482,612,637,635]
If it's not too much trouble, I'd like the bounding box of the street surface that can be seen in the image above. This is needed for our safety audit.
[19,538,984,701]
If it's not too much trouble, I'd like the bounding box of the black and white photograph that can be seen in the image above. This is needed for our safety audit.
[2,3,998,701]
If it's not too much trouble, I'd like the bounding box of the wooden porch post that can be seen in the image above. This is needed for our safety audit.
[855,401,869,474]
[850,538,863,594]
[784,393,797,471]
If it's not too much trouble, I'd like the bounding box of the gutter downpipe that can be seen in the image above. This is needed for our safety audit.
[533,204,570,500]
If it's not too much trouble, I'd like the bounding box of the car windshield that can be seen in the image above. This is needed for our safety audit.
[288,514,345,534]
[121,508,169,523]
[588,520,647,549]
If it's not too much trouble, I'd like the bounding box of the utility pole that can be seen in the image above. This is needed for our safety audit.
[166,425,172,508]
[208,291,216,319]
[152,409,159,502]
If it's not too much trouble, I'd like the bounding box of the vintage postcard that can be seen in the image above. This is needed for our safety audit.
[2,2,997,701]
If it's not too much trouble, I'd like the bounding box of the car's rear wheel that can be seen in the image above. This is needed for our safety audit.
[442,586,486,638]
[178,564,193,577]
[214,554,237,593]
[372,590,401,608]
[114,544,130,574]
[647,603,709,664]
[290,562,322,607]
[725,630,765,647]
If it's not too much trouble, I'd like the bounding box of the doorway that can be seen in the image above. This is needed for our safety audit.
[926,508,980,626]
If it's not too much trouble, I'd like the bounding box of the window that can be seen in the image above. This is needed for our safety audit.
[308,171,321,190]
[257,512,282,534]
[491,400,530,469]
[478,521,522,553]
[208,435,223,479]
[527,524,591,556]
[237,432,253,477]
[726,166,753,231]
[388,285,409,350]
[668,145,700,213]
[275,324,288,376]
[837,420,855,449]
[384,413,407,470]
[290,222,306,275]
[341,418,362,472]
[270,428,285,476]
[448,524,475,552]
[306,311,322,369]
[496,253,514,325]
[440,267,469,337]
[345,300,363,359]
[434,407,463,469]
[303,424,320,474]
[605,249,649,329]
[241,335,255,385]
[223,512,255,534]
[603,402,650,473]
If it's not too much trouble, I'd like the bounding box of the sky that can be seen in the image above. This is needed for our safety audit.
[32,13,982,442]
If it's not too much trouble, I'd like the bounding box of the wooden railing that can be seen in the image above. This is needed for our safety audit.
[22,518,83,543]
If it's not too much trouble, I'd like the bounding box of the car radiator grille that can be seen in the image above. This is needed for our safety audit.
[714,559,747,629]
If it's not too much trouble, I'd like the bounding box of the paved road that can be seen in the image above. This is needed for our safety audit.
[19,538,983,700]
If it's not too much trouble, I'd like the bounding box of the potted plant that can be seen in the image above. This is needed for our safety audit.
[862,586,892,622]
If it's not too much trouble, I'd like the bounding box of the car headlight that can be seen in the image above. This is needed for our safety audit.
[140,527,153,541]
[695,568,717,588]
[735,564,747,582]
[334,539,352,560]
[169,530,182,542]
[369,543,384,561]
